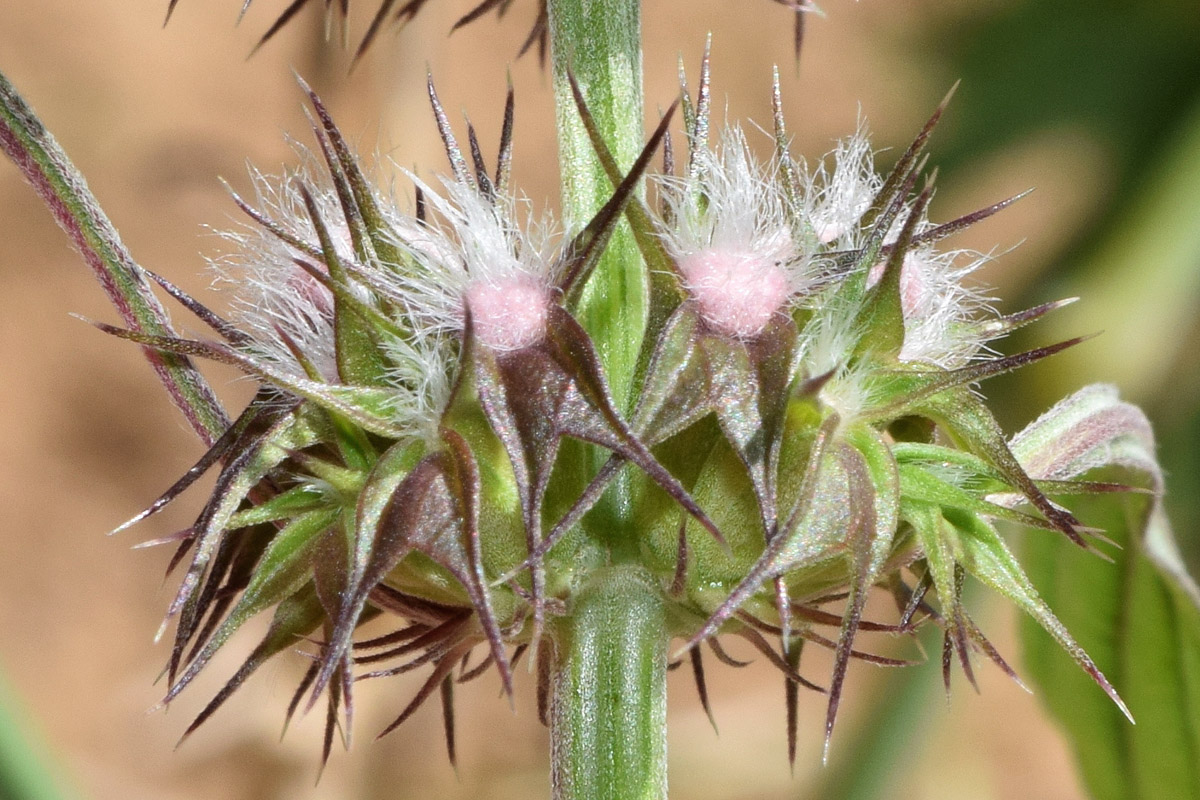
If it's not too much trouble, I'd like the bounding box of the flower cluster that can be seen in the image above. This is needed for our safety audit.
[88,60,1144,772]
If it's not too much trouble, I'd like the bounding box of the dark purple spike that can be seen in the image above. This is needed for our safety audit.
[964,614,1027,691]
[225,183,324,262]
[509,643,529,671]
[110,397,274,536]
[465,118,496,200]
[746,621,918,666]
[441,429,514,696]
[977,297,1078,339]
[144,270,249,345]
[355,614,469,665]
[792,0,806,63]
[789,605,907,633]
[355,623,431,651]
[89,322,244,367]
[899,571,934,631]
[495,78,515,195]
[468,332,549,643]
[690,648,718,733]
[536,643,552,727]
[857,180,936,357]
[249,0,313,57]
[352,0,397,60]
[671,516,690,598]
[283,662,320,740]
[1037,479,1150,496]
[369,584,464,626]
[164,535,196,580]
[164,0,182,25]
[414,185,427,224]
[737,626,825,693]
[565,71,687,319]
[863,82,958,229]
[917,386,1091,547]
[941,630,954,699]
[357,634,468,681]
[170,529,245,683]
[339,653,355,750]
[707,638,752,668]
[951,564,978,692]
[319,664,342,775]
[377,641,475,739]
[305,110,373,265]
[518,0,549,65]
[440,675,457,767]
[309,456,443,706]
[912,190,1032,247]
[785,638,802,768]
[541,308,725,546]
[457,652,495,684]
[184,532,261,665]
[504,454,623,580]
[823,445,878,761]
[871,335,1096,422]
[557,100,679,297]
[177,588,325,743]
[427,73,476,190]
[452,0,505,32]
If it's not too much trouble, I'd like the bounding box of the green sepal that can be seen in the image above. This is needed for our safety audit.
[163,509,338,705]
[226,485,328,529]
[90,323,412,438]
[176,585,327,743]
[953,511,1132,721]
[166,404,325,680]
[906,385,1087,547]
[295,182,393,387]
[897,462,1078,534]
[851,183,933,362]
[301,79,413,282]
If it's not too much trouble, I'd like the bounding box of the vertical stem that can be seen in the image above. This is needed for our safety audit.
[550,565,669,800]
[548,0,647,412]
[546,6,665,794]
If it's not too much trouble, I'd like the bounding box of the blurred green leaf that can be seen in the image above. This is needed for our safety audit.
[0,672,73,800]
[1016,386,1200,800]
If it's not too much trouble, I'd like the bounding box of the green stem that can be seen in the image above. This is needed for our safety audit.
[548,0,647,413]
[550,565,669,800]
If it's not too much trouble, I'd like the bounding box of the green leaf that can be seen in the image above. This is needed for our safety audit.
[1015,385,1200,800]
[0,672,73,800]
[0,69,227,443]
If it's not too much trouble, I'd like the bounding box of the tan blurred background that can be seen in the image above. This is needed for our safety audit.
[2,1,1198,798]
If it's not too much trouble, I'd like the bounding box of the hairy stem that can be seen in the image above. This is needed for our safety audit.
[548,0,646,412]
[550,565,669,800]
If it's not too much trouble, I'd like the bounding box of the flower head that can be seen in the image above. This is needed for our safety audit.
[27,60,1148,775]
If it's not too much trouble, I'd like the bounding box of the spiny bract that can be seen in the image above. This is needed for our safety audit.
[99,59,1145,769]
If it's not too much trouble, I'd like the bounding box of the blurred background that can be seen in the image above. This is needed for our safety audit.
[0,1,1197,798]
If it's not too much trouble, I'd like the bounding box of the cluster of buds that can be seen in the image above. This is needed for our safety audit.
[77,54,1147,772]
